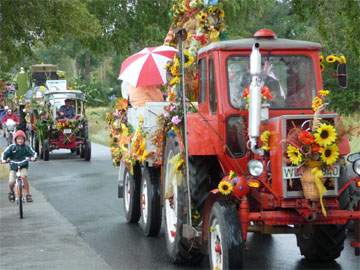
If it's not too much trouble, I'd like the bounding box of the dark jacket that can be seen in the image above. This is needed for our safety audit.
[1,144,37,171]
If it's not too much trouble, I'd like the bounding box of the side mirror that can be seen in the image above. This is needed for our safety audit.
[337,63,347,88]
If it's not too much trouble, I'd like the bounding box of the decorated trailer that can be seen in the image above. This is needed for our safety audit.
[112,27,360,269]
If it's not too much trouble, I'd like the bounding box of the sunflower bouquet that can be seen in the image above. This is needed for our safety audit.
[286,90,339,215]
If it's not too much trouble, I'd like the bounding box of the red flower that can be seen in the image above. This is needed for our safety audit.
[261,85,273,100]
[298,130,315,145]
[311,143,320,153]
[242,87,249,98]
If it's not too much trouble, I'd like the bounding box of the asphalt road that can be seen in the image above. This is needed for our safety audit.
[1,143,359,270]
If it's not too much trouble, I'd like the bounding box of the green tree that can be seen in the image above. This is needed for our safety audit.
[0,0,101,71]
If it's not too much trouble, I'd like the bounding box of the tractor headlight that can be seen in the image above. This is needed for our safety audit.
[248,160,264,177]
[353,159,360,176]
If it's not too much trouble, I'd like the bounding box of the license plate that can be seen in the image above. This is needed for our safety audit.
[283,165,340,179]
[63,129,72,134]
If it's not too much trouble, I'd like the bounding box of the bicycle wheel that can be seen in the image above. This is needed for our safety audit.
[18,180,23,219]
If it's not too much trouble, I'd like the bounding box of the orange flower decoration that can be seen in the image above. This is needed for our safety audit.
[298,130,315,145]
[242,87,249,98]
[261,85,273,100]
[116,98,128,111]
[311,143,320,153]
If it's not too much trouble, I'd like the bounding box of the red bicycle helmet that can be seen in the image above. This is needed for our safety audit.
[14,130,26,141]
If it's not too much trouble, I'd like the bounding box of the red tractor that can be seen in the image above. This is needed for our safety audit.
[119,29,360,269]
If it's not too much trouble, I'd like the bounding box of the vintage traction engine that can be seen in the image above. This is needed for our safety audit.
[119,29,360,269]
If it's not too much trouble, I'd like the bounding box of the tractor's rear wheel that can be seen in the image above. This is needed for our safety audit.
[209,201,244,270]
[163,136,203,265]
[123,164,141,223]
[296,225,346,261]
[139,166,161,237]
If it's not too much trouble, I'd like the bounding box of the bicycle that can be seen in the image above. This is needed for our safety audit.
[7,158,35,219]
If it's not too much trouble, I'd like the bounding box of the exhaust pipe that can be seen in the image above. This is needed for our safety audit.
[248,43,264,155]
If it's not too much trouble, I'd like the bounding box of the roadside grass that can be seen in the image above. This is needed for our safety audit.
[342,114,360,153]
[87,107,111,146]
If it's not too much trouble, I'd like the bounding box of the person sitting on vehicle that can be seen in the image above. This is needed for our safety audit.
[1,130,37,203]
[59,99,76,119]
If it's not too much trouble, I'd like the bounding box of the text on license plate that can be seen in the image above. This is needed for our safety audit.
[282,165,340,179]
[63,128,72,134]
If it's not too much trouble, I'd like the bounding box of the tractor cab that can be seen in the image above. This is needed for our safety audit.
[197,29,321,117]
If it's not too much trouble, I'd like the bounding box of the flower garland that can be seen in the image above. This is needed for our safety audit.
[165,0,225,102]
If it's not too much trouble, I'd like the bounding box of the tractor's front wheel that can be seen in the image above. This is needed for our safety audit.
[43,139,50,161]
[163,136,203,265]
[139,166,161,237]
[84,140,91,161]
[208,201,244,270]
[296,225,346,261]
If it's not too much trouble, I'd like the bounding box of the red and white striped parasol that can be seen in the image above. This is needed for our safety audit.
[118,45,178,87]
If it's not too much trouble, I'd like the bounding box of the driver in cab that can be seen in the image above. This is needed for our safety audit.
[58,99,75,119]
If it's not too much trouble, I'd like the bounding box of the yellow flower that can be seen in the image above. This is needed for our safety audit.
[320,63,325,72]
[319,55,324,63]
[326,55,337,63]
[287,144,303,166]
[319,89,330,97]
[169,76,180,86]
[312,96,323,112]
[260,130,270,151]
[320,144,339,165]
[338,55,346,64]
[184,50,195,68]
[314,123,337,147]
[218,180,233,196]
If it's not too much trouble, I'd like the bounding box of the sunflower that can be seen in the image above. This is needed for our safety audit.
[314,123,337,147]
[319,89,330,97]
[260,130,271,151]
[287,144,303,165]
[320,63,325,72]
[184,50,195,68]
[218,180,233,196]
[320,144,339,165]
[338,55,346,64]
[326,55,337,63]
[312,96,323,111]
[319,55,324,63]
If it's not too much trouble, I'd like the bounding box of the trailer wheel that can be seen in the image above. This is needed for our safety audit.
[163,136,203,265]
[296,225,346,261]
[123,164,141,223]
[209,201,244,270]
[43,139,50,161]
[139,166,161,237]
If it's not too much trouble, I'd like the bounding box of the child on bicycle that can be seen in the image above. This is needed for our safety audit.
[1,130,37,202]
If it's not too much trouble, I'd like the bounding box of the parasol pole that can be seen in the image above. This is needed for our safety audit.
[175,28,194,238]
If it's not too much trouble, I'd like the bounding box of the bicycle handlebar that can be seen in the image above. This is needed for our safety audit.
[4,158,36,165]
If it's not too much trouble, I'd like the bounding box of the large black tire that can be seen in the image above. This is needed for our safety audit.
[162,136,203,265]
[80,144,85,158]
[43,139,50,161]
[296,225,346,261]
[189,157,220,209]
[208,201,244,269]
[139,166,162,237]
[84,141,91,161]
[123,164,141,223]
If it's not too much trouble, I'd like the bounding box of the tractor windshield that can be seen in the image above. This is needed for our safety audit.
[227,55,316,109]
